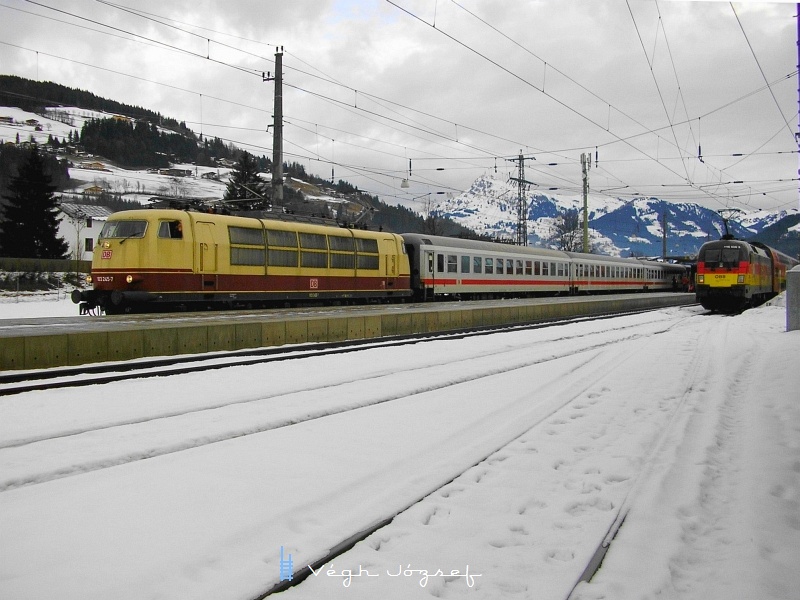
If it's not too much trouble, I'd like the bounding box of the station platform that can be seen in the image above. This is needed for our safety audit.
[0,293,695,371]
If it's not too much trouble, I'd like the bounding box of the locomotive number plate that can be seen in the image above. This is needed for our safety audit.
[101,250,112,260]
[309,278,319,289]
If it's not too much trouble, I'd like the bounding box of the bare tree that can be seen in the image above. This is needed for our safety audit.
[549,209,582,251]
[423,195,445,236]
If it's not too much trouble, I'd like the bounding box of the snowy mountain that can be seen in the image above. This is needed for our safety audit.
[433,174,799,257]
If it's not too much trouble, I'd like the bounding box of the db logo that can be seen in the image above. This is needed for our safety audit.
[101,250,113,260]
[309,278,319,289]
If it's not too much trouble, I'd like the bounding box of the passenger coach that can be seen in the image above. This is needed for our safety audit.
[403,233,687,301]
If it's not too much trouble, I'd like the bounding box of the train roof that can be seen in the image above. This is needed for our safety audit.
[401,233,687,269]
[401,233,570,259]
[699,237,799,268]
[104,209,401,240]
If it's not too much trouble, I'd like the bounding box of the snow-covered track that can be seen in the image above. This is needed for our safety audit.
[0,309,696,492]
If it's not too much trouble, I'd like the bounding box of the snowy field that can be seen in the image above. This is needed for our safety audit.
[0,296,798,600]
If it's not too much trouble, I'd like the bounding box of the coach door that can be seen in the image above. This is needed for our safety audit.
[194,220,218,290]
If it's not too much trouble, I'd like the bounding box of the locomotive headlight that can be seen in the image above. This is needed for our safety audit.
[697,275,704,284]
[85,275,93,284]
[737,275,744,283]
[126,275,134,284]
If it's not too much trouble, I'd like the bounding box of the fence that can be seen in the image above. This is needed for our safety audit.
[0,257,91,273]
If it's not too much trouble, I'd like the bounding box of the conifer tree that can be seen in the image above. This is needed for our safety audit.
[0,144,69,258]
[223,151,269,201]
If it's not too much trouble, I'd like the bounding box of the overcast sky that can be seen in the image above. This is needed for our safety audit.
[0,0,797,214]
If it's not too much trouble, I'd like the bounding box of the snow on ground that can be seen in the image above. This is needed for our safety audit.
[0,298,798,600]
[0,291,78,318]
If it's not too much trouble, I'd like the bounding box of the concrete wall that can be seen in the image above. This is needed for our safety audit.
[1,294,694,371]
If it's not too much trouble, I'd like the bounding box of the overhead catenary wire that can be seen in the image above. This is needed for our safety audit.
[1,0,794,211]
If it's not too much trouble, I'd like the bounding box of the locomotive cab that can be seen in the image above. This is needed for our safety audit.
[72,209,193,313]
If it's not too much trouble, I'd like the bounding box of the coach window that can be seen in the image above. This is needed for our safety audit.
[461,255,471,273]
[485,258,494,274]
[542,262,549,276]
[508,260,515,274]
[473,256,482,273]
[525,260,532,275]
[496,258,504,275]
[437,253,445,273]
[558,263,565,277]
[516,260,523,275]
[534,261,541,276]
[447,255,458,273]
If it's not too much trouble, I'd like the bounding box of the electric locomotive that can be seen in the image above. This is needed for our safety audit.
[695,238,798,312]
[71,209,412,314]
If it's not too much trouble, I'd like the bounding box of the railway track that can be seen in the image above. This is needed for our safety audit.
[1,304,715,599]
[254,307,713,598]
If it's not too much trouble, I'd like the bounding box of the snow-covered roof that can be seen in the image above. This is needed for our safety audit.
[59,202,113,220]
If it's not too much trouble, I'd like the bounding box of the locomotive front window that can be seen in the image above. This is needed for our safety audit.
[721,247,742,265]
[701,245,743,268]
[100,220,147,239]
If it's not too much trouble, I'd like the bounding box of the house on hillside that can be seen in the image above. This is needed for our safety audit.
[158,168,193,177]
[58,203,113,261]
[81,185,105,196]
[78,161,107,171]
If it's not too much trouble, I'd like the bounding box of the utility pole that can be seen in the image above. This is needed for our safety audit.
[508,152,532,246]
[662,212,668,260]
[581,152,591,253]
[264,47,284,205]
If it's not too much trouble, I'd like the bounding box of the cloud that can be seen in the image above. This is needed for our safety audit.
[0,0,796,213]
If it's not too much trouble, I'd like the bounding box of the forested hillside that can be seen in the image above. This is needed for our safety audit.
[0,75,188,134]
